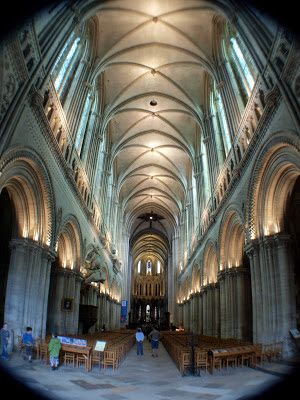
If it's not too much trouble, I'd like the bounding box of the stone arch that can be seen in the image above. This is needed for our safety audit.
[247,130,300,240]
[111,278,117,299]
[100,264,109,294]
[184,275,190,300]
[56,215,83,271]
[219,206,246,270]
[203,240,218,285]
[0,147,55,247]
[191,263,201,293]
[178,282,184,303]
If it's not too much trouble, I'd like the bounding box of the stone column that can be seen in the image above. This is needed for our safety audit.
[274,234,296,348]
[245,240,263,343]
[218,271,226,338]
[198,293,203,335]
[202,288,207,335]
[5,238,56,344]
[214,283,220,338]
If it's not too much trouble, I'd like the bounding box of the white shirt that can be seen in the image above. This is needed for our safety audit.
[136,331,144,342]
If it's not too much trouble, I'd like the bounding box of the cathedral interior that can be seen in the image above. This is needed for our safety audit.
[0,0,299,398]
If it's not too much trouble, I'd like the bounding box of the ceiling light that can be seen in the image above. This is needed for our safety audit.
[150,100,157,106]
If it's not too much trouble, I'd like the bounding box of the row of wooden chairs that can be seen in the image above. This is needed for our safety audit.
[63,351,89,369]
[161,332,284,375]
[255,342,283,364]
[19,330,136,372]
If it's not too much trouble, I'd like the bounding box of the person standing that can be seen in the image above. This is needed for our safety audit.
[48,333,61,370]
[0,323,10,360]
[148,326,162,357]
[23,327,34,362]
[135,327,144,356]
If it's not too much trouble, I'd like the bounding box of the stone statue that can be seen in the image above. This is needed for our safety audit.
[83,245,107,284]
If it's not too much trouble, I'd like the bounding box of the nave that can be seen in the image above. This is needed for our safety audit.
[1,332,298,400]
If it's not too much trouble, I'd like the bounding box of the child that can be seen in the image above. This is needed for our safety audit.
[48,333,61,370]
[23,327,34,362]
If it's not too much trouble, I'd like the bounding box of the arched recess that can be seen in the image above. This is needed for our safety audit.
[0,147,55,247]
[55,215,83,271]
[246,132,300,344]
[218,207,252,340]
[219,206,246,270]
[184,275,191,300]
[191,263,201,293]
[203,241,218,285]
[248,132,300,240]
[178,282,184,303]
[99,264,110,294]
[0,147,56,338]
[47,215,83,335]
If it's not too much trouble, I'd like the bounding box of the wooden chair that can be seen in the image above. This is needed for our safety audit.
[195,351,209,374]
[33,338,41,360]
[208,351,222,375]
[17,335,25,356]
[255,343,263,365]
[103,350,118,371]
[91,350,103,369]
[39,341,48,364]
[238,351,253,368]
[263,344,273,363]
[179,351,191,375]
[64,351,75,367]
[76,353,88,370]
[273,341,283,361]
[224,352,237,370]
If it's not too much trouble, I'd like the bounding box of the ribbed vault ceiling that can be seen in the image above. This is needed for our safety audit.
[83,0,229,257]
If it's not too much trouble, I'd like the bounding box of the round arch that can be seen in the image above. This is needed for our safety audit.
[247,131,300,240]
[219,206,246,271]
[56,215,83,271]
[0,147,55,247]
[203,240,218,285]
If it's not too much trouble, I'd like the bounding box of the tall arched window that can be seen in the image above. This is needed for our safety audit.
[53,35,80,94]
[223,26,257,106]
[230,38,255,93]
[147,259,152,274]
[137,260,141,273]
[157,260,160,274]
[200,135,210,204]
[211,92,226,166]
[215,91,231,154]
[75,93,93,153]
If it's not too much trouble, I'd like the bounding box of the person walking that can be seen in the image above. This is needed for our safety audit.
[23,327,34,362]
[148,326,162,357]
[48,333,61,370]
[0,323,10,360]
[135,327,144,356]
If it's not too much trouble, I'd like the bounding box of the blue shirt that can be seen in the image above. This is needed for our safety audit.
[23,332,34,346]
[136,331,144,342]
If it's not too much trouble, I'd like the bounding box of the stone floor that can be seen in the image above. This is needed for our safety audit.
[1,339,299,400]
